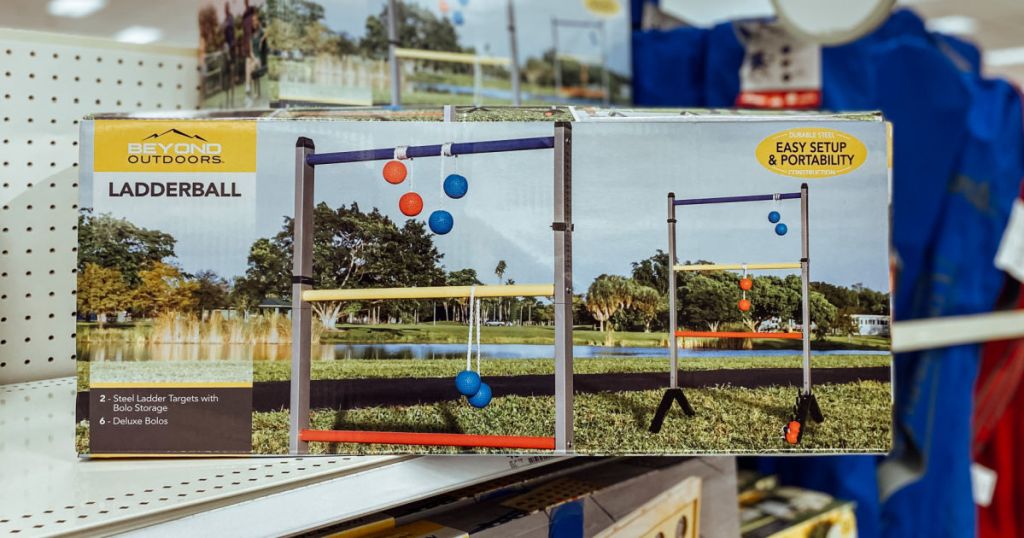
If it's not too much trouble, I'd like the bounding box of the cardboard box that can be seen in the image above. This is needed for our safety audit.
[76,107,893,456]
[738,471,857,538]
[323,457,733,537]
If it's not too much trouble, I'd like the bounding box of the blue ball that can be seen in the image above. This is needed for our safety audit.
[455,370,481,396]
[429,210,454,234]
[775,223,788,236]
[467,382,492,408]
[443,174,469,199]
[768,210,781,223]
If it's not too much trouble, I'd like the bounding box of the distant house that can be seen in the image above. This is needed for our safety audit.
[852,314,890,336]
[258,297,290,313]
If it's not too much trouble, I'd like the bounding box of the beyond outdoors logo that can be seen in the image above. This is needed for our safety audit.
[127,128,223,165]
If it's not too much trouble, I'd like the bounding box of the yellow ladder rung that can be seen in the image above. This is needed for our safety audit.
[302,283,555,302]
[673,262,802,272]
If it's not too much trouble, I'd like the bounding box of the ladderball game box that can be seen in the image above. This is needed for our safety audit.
[77,107,893,456]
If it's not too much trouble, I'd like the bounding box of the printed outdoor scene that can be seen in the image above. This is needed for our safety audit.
[198,0,631,108]
[566,121,892,453]
[75,120,891,455]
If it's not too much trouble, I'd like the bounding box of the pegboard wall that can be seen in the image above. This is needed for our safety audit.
[0,29,200,384]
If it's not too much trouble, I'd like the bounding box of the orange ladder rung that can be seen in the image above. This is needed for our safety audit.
[300,430,557,450]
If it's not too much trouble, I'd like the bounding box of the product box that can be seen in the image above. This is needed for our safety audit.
[738,472,857,538]
[197,0,632,109]
[76,107,893,456]
[319,457,721,537]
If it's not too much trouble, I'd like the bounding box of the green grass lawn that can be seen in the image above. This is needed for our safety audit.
[77,321,890,351]
[76,355,890,391]
[322,323,667,346]
[250,380,891,454]
[76,380,892,454]
[76,354,891,453]
[320,323,890,350]
[253,355,890,383]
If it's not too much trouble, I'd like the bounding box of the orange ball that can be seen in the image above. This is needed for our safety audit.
[784,420,801,444]
[738,298,751,312]
[383,160,407,184]
[739,278,753,291]
[399,192,423,216]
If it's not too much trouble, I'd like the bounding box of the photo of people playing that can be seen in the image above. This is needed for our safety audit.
[198,0,632,108]
[199,0,269,108]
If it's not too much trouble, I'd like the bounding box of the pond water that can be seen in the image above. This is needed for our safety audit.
[322,343,888,360]
[80,342,889,362]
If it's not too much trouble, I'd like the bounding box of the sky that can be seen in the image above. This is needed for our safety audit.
[83,118,890,295]
[571,121,891,292]
[318,0,632,76]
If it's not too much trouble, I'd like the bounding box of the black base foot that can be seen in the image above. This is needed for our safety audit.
[783,391,824,444]
[649,388,695,433]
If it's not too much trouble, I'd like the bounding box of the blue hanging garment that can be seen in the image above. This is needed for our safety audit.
[630,9,1020,536]
[632,26,708,106]
[927,77,1023,318]
[703,21,744,107]
[937,34,983,75]
[719,11,975,537]
[879,75,1024,537]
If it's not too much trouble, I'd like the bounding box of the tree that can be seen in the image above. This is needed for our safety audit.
[267,0,325,28]
[232,237,291,311]
[192,270,230,317]
[632,253,732,332]
[808,291,838,339]
[265,0,358,57]
[678,272,742,331]
[586,275,631,332]
[236,203,445,322]
[812,280,889,316]
[494,260,507,321]
[630,284,662,332]
[312,301,344,330]
[78,210,176,286]
[130,262,199,318]
[856,286,890,315]
[446,268,482,323]
[630,250,675,331]
[631,250,669,292]
[745,275,801,331]
[77,263,131,325]
[834,307,859,337]
[360,1,461,60]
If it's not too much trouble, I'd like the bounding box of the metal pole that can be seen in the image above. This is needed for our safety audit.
[675,192,801,206]
[800,183,811,395]
[668,193,678,388]
[507,0,522,106]
[290,138,315,454]
[553,122,574,453]
[552,19,561,98]
[473,59,482,107]
[387,0,401,107]
[308,136,554,166]
[600,22,610,107]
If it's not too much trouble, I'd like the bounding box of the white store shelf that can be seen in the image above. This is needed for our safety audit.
[0,377,559,537]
